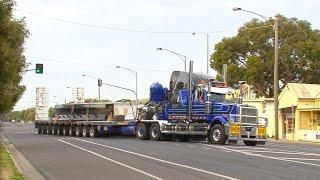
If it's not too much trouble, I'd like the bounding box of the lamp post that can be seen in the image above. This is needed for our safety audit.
[115,66,138,117]
[192,33,210,74]
[82,74,101,101]
[156,48,187,72]
[233,7,280,140]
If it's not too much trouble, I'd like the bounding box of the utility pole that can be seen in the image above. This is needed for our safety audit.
[206,34,209,74]
[274,17,279,140]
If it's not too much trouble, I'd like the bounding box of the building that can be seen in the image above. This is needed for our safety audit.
[278,83,320,142]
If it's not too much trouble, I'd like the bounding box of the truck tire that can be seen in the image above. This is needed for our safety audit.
[150,123,161,141]
[89,126,98,138]
[76,125,83,137]
[136,123,150,140]
[244,141,258,146]
[208,124,227,145]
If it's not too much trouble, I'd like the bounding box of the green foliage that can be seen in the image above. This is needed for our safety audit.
[48,107,54,117]
[212,15,320,97]
[5,108,35,122]
[0,0,29,113]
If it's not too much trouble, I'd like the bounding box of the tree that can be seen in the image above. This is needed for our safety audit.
[0,0,29,113]
[211,15,320,97]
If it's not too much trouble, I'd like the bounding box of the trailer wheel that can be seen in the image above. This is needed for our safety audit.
[82,125,90,137]
[47,124,53,135]
[76,125,83,137]
[42,124,48,135]
[37,124,42,134]
[53,124,58,135]
[64,124,70,136]
[208,124,227,145]
[89,126,98,138]
[136,123,149,140]
[70,125,76,136]
[150,123,161,141]
[244,141,257,146]
[58,124,64,136]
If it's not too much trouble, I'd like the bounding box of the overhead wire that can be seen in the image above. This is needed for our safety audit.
[14,8,272,35]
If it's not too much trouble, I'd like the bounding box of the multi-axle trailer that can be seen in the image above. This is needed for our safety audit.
[35,61,267,146]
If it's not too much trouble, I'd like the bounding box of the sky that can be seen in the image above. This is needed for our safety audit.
[13,0,320,110]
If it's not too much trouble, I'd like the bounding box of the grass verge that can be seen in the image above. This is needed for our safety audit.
[0,141,24,180]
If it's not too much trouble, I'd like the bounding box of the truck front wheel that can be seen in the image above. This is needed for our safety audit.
[136,123,149,140]
[208,124,227,145]
[150,123,161,141]
[244,141,257,146]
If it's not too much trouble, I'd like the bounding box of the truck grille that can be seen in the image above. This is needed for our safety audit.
[240,106,258,124]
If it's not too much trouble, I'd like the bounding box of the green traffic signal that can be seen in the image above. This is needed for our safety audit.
[35,63,43,74]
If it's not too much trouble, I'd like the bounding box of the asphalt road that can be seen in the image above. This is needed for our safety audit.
[1,122,320,180]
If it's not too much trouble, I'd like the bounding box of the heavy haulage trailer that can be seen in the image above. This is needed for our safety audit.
[35,61,267,146]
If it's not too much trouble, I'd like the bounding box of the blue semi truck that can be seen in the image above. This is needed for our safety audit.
[35,61,267,146]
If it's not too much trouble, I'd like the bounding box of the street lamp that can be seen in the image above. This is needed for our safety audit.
[233,7,280,140]
[156,48,187,72]
[82,74,102,101]
[115,66,138,115]
[192,33,210,74]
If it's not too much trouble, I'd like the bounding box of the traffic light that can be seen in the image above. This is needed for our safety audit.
[98,79,102,86]
[35,63,43,74]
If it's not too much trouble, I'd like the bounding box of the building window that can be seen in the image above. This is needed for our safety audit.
[300,111,319,130]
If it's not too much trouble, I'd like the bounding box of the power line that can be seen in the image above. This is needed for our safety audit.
[14,8,272,34]
[28,56,173,72]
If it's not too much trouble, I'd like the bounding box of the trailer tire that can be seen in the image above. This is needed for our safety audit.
[53,124,58,135]
[244,141,257,146]
[136,123,149,140]
[37,124,42,134]
[47,124,53,135]
[70,125,76,136]
[89,126,98,138]
[76,125,83,137]
[58,124,64,136]
[42,124,47,135]
[64,124,70,136]
[150,123,161,141]
[83,125,90,137]
[208,124,227,145]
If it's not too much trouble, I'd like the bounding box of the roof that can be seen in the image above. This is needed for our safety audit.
[286,83,320,99]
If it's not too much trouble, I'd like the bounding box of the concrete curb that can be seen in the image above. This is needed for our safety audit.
[0,133,45,180]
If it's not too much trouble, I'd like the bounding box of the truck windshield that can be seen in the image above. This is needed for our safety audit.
[209,93,225,102]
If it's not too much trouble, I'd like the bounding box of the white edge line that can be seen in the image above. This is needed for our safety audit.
[55,138,163,180]
[71,137,239,180]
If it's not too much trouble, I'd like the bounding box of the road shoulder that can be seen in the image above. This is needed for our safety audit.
[0,133,45,180]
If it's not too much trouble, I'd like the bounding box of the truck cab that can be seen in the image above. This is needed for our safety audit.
[137,70,267,146]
